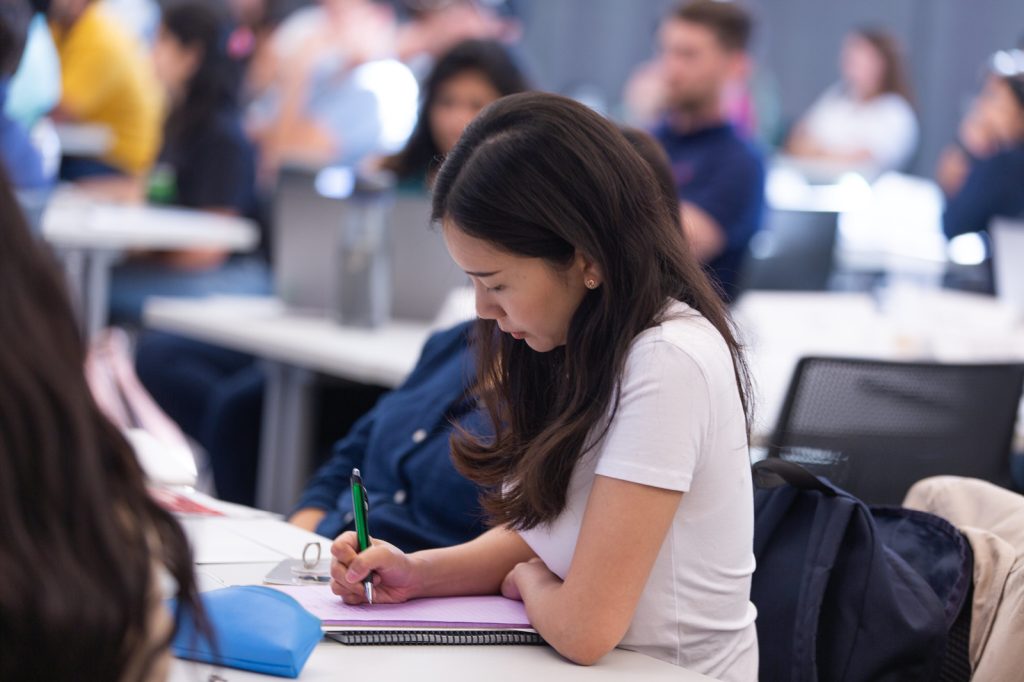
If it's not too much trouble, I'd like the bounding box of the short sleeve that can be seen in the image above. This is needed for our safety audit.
[862,97,918,170]
[594,337,712,492]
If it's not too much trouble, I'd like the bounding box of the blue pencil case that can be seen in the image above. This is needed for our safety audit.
[170,585,323,678]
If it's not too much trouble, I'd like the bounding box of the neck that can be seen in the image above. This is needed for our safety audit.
[666,101,725,133]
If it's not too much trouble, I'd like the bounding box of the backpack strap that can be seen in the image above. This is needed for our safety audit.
[753,458,839,497]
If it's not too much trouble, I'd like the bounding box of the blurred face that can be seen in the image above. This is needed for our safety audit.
[429,70,503,155]
[152,27,201,101]
[977,75,1024,144]
[658,18,740,113]
[841,34,886,100]
[443,223,597,353]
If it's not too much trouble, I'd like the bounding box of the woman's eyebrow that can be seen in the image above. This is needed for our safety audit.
[465,270,502,277]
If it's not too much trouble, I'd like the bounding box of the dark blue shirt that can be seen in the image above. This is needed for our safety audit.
[652,120,765,300]
[943,143,1024,239]
[160,108,257,218]
[294,321,489,552]
[0,80,48,191]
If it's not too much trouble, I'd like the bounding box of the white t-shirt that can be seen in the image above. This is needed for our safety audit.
[802,83,918,171]
[518,300,758,682]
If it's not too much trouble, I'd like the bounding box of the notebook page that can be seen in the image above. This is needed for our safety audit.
[271,585,532,629]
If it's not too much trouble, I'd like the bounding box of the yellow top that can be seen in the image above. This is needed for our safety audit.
[51,4,164,175]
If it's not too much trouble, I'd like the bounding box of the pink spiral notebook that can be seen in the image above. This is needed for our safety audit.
[270,585,543,645]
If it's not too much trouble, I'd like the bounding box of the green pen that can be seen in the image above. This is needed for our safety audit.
[350,468,374,604]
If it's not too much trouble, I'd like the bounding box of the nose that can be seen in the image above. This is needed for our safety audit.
[473,284,503,321]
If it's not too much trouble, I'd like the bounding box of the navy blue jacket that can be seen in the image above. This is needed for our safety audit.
[652,120,765,300]
[294,321,489,552]
[943,143,1024,239]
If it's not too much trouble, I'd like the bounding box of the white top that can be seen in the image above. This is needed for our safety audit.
[802,84,918,172]
[519,300,758,682]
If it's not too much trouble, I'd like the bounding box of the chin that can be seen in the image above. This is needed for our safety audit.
[524,337,556,353]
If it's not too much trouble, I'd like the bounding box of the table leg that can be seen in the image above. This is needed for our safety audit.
[257,361,316,513]
[82,250,116,341]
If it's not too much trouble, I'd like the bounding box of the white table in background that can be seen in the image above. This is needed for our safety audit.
[171,512,711,682]
[144,293,475,513]
[54,122,113,157]
[735,288,1024,446]
[42,187,259,339]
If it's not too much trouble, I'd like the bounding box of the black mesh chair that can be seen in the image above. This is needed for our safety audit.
[767,357,1024,505]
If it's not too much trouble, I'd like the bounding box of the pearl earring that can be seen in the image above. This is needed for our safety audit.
[585,278,598,290]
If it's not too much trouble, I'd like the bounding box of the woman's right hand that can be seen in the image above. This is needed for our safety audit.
[330,531,422,604]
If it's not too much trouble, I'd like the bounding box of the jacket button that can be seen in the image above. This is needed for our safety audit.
[412,428,427,443]
[343,511,354,524]
[393,489,407,505]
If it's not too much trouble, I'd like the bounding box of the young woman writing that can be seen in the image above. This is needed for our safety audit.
[330,92,757,680]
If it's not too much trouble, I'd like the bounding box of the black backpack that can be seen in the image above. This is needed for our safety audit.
[751,459,973,681]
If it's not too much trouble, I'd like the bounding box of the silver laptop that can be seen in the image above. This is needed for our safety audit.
[273,167,465,323]
[388,193,468,321]
[990,217,1024,317]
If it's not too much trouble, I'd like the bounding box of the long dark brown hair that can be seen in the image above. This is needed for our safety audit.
[852,27,915,105]
[432,92,750,530]
[380,38,529,181]
[0,169,206,679]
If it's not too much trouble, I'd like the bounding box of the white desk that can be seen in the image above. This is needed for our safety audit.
[766,168,949,282]
[54,122,113,157]
[144,295,474,513]
[172,515,711,682]
[735,288,1024,444]
[42,187,259,339]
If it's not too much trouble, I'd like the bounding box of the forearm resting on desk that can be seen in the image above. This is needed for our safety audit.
[331,526,535,603]
[290,508,327,532]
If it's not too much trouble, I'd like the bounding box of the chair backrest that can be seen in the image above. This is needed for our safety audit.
[739,208,839,292]
[990,217,1024,317]
[767,357,1024,505]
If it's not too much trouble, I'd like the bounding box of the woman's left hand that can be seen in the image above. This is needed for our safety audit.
[501,557,555,601]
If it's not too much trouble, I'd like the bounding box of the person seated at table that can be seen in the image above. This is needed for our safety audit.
[46,0,163,197]
[330,92,757,677]
[290,122,690,549]
[135,38,528,508]
[377,37,529,190]
[0,0,47,193]
[785,27,918,173]
[107,1,271,325]
[0,165,205,680]
[651,0,765,301]
[247,0,418,182]
[940,49,1024,240]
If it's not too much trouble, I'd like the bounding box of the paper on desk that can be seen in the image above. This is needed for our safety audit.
[272,585,532,630]
[183,517,331,564]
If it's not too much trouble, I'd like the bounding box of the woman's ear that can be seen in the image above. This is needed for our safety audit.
[575,251,604,289]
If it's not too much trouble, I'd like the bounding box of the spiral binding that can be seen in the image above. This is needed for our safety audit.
[328,630,544,646]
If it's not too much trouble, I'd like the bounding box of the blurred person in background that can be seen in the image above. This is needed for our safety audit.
[106,0,269,325]
[940,48,1024,241]
[47,0,162,197]
[378,36,528,188]
[651,0,764,302]
[134,38,528,509]
[393,0,520,80]
[0,0,48,192]
[248,0,418,180]
[785,27,918,173]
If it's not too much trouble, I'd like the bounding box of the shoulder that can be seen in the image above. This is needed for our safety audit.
[623,302,733,395]
[713,127,764,179]
[419,321,474,363]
